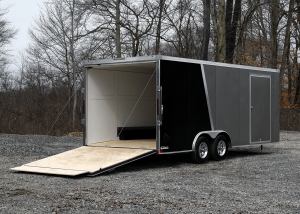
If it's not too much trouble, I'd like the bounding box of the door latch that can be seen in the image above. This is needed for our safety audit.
[157,120,162,126]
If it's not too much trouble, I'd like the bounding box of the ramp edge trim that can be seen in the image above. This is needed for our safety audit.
[10,165,89,172]
[88,145,154,150]
[87,151,156,177]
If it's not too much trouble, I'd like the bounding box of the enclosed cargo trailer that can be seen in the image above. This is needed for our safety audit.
[11,55,279,176]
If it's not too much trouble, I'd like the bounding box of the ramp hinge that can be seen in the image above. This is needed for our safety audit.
[157,120,162,126]
[157,86,162,92]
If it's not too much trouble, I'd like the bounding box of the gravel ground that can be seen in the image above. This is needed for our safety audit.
[0,131,300,213]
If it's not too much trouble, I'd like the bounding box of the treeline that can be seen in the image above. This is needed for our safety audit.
[0,0,300,135]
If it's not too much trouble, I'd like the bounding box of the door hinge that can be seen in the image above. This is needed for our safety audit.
[81,88,85,93]
[157,120,162,126]
[157,86,162,92]
[81,119,85,124]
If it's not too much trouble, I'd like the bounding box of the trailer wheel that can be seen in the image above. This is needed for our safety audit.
[192,136,210,163]
[209,135,228,161]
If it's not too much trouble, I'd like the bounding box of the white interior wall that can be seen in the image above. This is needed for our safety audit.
[86,65,156,145]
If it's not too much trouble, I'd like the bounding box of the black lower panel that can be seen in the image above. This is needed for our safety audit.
[117,127,156,140]
[160,60,190,151]
[160,60,211,152]
[189,64,212,140]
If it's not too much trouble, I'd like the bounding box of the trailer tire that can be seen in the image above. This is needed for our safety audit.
[192,136,210,163]
[209,135,228,161]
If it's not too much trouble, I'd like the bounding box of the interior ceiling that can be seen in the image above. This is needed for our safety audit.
[94,62,156,73]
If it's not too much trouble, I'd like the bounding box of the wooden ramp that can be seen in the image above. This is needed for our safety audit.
[10,139,156,176]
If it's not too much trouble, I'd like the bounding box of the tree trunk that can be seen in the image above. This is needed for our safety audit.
[71,0,77,130]
[155,0,165,55]
[279,0,294,96]
[270,0,279,69]
[116,0,121,58]
[293,41,300,105]
[225,0,242,63]
[217,0,226,62]
[293,0,300,105]
[201,0,210,60]
[225,0,233,61]
[287,46,291,103]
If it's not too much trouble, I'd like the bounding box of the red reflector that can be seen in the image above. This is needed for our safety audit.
[157,99,159,115]
[156,150,163,154]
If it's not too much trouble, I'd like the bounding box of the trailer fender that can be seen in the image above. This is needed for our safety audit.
[192,131,232,151]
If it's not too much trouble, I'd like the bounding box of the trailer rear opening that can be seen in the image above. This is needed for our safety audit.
[85,62,157,146]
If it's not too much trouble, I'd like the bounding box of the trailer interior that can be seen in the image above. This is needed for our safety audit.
[85,61,157,147]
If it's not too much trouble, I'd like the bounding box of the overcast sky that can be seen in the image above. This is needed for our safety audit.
[2,0,45,66]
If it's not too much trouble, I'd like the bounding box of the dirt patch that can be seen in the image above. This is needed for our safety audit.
[0,188,34,197]
[63,132,83,137]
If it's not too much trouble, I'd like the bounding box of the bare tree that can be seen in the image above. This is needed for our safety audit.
[155,0,166,54]
[217,0,226,62]
[82,0,123,57]
[161,0,202,58]
[280,0,295,94]
[120,0,157,56]
[28,0,100,128]
[225,0,241,63]
[201,0,210,60]
[0,1,17,69]
[293,0,300,104]
[270,0,280,69]
[211,0,226,62]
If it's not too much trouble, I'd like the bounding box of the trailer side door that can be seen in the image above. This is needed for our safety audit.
[250,75,271,143]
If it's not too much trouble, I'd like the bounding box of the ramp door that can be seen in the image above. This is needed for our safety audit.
[10,139,156,176]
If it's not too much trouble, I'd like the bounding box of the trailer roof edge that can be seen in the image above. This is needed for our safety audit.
[83,55,278,73]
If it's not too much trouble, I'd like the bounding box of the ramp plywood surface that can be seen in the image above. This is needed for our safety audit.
[90,139,156,149]
[10,145,154,176]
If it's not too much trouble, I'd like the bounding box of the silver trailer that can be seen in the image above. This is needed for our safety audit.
[11,55,279,176]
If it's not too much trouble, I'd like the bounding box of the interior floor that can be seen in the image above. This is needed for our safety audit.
[89,139,156,150]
